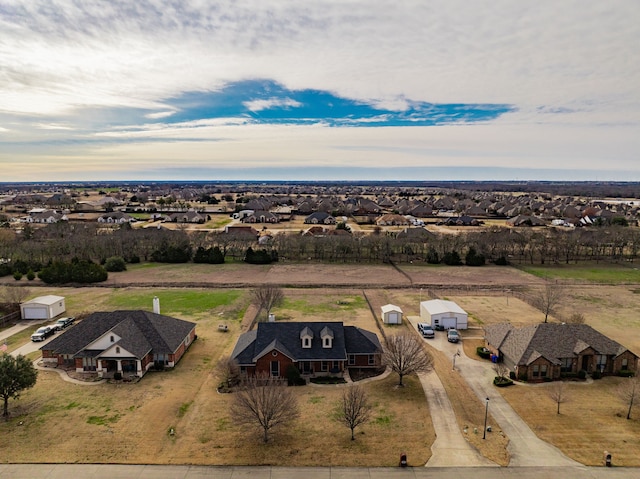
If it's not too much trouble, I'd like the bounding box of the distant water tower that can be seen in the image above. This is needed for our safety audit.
[153,296,160,314]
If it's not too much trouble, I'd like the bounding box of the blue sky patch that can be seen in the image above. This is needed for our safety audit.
[149,79,513,127]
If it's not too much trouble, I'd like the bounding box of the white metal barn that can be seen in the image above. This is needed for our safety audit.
[20,295,66,320]
[381,304,403,324]
[420,299,468,330]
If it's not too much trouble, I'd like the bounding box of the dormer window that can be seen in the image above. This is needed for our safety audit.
[116,347,120,354]
[300,326,313,349]
[320,326,334,349]
[110,335,114,342]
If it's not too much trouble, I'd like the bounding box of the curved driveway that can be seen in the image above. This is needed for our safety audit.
[427,327,581,467]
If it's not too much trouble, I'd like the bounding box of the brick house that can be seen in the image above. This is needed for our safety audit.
[231,322,382,379]
[41,311,196,379]
[484,323,638,381]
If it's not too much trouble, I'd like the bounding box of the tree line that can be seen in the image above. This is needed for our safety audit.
[1,222,639,277]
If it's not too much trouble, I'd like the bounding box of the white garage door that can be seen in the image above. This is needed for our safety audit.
[442,317,458,329]
[388,312,399,324]
[23,307,48,319]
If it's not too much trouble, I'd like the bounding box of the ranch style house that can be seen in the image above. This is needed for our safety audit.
[41,310,196,379]
[484,323,638,382]
[231,321,382,379]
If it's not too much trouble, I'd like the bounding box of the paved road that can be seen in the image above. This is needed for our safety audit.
[0,464,635,479]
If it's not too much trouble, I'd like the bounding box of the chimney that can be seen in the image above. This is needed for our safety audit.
[153,296,160,314]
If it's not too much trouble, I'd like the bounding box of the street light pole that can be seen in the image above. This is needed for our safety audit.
[483,397,490,439]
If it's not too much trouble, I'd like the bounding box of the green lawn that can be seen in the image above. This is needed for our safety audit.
[517,263,640,283]
[106,289,244,317]
[281,295,366,314]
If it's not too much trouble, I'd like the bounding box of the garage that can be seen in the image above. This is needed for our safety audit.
[381,304,403,324]
[20,295,66,320]
[420,299,468,330]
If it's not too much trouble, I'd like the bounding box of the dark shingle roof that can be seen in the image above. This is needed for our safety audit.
[231,322,381,365]
[485,323,633,366]
[42,311,195,359]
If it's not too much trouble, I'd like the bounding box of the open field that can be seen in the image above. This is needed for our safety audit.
[2,263,640,465]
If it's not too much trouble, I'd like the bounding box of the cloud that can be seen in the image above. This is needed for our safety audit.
[1,1,639,180]
[243,97,302,112]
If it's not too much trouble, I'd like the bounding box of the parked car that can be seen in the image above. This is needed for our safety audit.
[53,316,75,331]
[447,329,460,343]
[422,326,435,339]
[31,326,54,342]
[417,322,429,334]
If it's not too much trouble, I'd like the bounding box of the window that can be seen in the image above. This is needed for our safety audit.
[348,355,355,366]
[110,335,114,342]
[321,361,328,372]
[270,361,279,377]
[596,355,607,371]
[368,354,375,365]
[622,358,628,369]
[115,347,120,354]
[324,337,331,348]
[532,365,540,377]
[560,358,573,372]
[303,337,310,348]
[540,364,547,377]
[333,361,339,371]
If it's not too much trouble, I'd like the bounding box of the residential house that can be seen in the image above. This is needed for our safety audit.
[241,210,280,224]
[376,214,410,226]
[231,322,382,379]
[167,210,208,223]
[484,323,639,381]
[98,211,136,224]
[304,212,336,225]
[41,310,196,379]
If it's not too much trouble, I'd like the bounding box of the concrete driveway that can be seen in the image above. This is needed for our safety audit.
[423,324,581,467]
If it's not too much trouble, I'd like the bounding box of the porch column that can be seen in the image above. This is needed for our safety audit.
[97,360,104,378]
[116,359,122,372]
[136,360,142,375]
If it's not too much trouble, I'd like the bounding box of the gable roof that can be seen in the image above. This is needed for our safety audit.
[231,322,381,365]
[421,299,467,316]
[485,323,634,366]
[42,310,195,359]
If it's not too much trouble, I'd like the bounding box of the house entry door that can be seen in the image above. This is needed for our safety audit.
[582,355,590,371]
[302,361,311,374]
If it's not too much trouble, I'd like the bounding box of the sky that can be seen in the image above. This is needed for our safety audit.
[1,1,639,182]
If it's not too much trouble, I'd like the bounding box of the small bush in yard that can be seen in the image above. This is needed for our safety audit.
[476,347,491,359]
[619,370,635,377]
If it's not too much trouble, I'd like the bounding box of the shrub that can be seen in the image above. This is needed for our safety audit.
[493,256,510,266]
[286,365,305,386]
[113,372,122,381]
[578,369,587,380]
[518,372,527,382]
[442,251,462,266]
[104,256,127,272]
[38,259,108,284]
[619,369,635,378]
[493,376,514,387]
[509,371,516,380]
[26,270,35,281]
[543,376,552,382]
[476,347,491,359]
[465,247,486,266]
[426,247,440,264]
[12,271,22,280]
[0,263,11,277]
[592,370,602,380]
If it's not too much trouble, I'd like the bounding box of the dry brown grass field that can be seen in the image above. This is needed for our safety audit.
[2,264,640,466]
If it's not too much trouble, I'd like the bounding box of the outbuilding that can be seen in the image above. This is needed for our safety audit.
[20,295,66,320]
[420,299,468,330]
[381,304,403,324]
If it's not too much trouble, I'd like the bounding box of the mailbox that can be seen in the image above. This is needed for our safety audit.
[399,453,407,467]
[604,451,612,467]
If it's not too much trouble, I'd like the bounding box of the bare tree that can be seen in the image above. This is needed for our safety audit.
[493,362,510,381]
[382,332,433,387]
[251,284,284,321]
[533,282,565,323]
[215,356,240,389]
[0,286,30,307]
[618,375,640,420]
[566,312,586,324]
[230,374,299,443]
[336,385,372,440]
[548,381,570,414]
